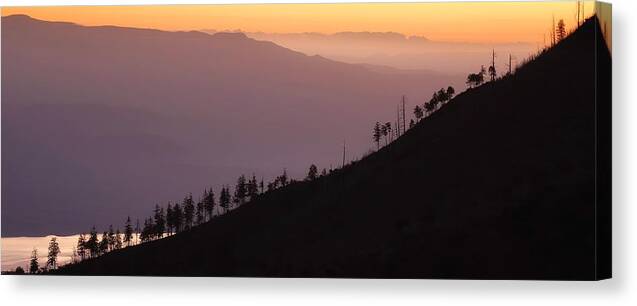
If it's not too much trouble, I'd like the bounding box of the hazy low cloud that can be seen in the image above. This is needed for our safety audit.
[200,30,538,75]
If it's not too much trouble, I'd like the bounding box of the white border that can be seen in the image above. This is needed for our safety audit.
[1,1,635,306]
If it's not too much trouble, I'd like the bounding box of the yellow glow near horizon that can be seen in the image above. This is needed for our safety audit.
[1,1,595,43]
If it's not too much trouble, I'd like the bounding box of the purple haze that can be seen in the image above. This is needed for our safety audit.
[2,15,462,236]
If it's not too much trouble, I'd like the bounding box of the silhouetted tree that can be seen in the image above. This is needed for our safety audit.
[47,237,60,270]
[77,233,87,261]
[556,19,566,41]
[259,179,264,194]
[15,266,25,274]
[447,86,455,100]
[226,186,233,209]
[247,174,259,201]
[437,88,448,105]
[424,100,435,115]
[281,170,289,186]
[380,124,387,145]
[139,223,146,243]
[141,218,155,243]
[466,66,486,88]
[172,203,183,233]
[115,229,123,250]
[268,178,279,191]
[157,206,166,237]
[107,225,116,251]
[166,203,174,234]
[429,92,440,111]
[233,175,248,207]
[134,219,141,244]
[140,220,147,242]
[195,198,204,226]
[87,226,99,258]
[488,66,496,81]
[183,194,195,230]
[29,249,39,274]
[413,105,424,122]
[381,122,392,145]
[124,216,133,246]
[372,122,382,149]
[148,217,155,239]
[306,164,318,181]
[488,50,497,81]
[220,186,231,214]
[204,189,215,221]
[99,231,109,255]
[409,119,415,129]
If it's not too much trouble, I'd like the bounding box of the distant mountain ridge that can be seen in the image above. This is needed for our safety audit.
[200,29,537,73]
[203,29,430,43]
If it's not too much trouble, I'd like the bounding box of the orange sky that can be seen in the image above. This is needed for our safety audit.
[2,1,595,43]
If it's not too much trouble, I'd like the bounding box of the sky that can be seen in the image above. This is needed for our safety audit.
[2,1,595,44]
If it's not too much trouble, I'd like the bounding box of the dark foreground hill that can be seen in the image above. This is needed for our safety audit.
[57,17,611,280]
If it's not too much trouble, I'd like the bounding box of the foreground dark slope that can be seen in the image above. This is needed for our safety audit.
[58,17,610,279]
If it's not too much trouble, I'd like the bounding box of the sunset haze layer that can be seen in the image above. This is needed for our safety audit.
[2,1,595,43]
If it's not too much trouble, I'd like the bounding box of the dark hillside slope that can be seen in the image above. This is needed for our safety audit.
[58,17,611,280]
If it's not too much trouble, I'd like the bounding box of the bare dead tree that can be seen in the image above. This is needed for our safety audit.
[402,95,406,135]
